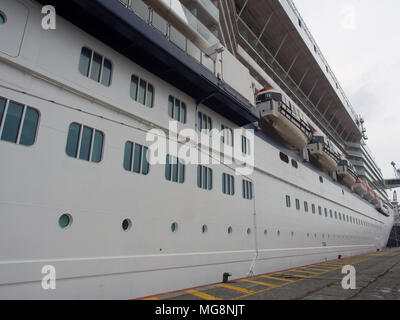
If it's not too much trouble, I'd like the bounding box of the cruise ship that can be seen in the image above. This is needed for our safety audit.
[0,0,394,299]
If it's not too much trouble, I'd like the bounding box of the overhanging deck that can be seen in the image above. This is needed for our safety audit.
[37,0,259,126]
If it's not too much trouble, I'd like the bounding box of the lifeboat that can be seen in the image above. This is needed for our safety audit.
[370,191,380,206]
[363,185,375,202]
[336,158,357,188]
[352,178,368,197]
[307,132,339,172]
[256,88,312,150]
[376,200,390,216]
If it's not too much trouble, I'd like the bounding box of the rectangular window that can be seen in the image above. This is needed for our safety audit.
[221,125,233,146]
[66,122,104,163]
[165,155,185,183]
[242,180,253,200]
[312,204,316,214]
[168,96,187,124]
[79,47,112,86]
[197,165,212,190]
[304,202,309,213]
[286,195,291,208]
[296,199,300,211]
[197,111,212,134]
[222,173,235,196]
[242,136,250,155]
[324,208,328,217]
[130,75,154,108]
[0,98,39,146]
[318,206,322,216]
[124,141,150,175]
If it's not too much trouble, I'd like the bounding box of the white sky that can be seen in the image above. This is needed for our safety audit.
[293,0,400,190]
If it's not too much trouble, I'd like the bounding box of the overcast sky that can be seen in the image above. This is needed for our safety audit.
[293,0,400,193]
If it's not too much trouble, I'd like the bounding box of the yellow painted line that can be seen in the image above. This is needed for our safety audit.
[240,279,279,288]
[300,266,332,272]
[217,283,255,294]
[143,297,159,300]
[276,272,311,279]
[306,266,337,271]
[186,289,222,300]
[260,275,296,283]
[289,269,321,275]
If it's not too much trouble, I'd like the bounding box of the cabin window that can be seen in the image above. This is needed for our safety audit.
[242,136,250,155]
[280,152,289,164]
[222,173,235,196]
[242,180,253,200]
[312,204,316,214]
[304,202,309,212]
[335,211,338,219]
[197,112,212,134]
[286,195,291,208]
[319,176,324,183]
[165,155,185,183]
[66,122,104,163]
[324,208,328,217]
[0,98,39,146]
[79,47,112,86]
[291,159,298,168]
[197,165,212,190]
[168,96,186,124]
[329,210,333,218]
[221,125,233,146]
[0,12,6,24]
[124,141,150,175]
[296,199,300,211]
[318,206,322,216]
[130,75,154,108]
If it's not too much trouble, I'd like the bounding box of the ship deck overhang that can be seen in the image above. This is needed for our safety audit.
[36,0,259,126]
[233,0,362,143]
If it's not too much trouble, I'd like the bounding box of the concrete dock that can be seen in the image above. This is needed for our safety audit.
[143,248,400,300]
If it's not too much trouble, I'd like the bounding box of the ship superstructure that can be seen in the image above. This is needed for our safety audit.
[0,0,394,299]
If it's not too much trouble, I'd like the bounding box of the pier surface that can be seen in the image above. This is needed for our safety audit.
[142,248,400,300]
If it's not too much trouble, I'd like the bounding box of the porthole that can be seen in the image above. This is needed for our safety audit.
[122,219,132,231]
[0,12,6,25]
[202,225,208,234]
[59,214,72,229]
[228,226,233,235]
[171,222,178,233]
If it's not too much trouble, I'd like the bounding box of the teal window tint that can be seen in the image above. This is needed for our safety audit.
[0,97,7,130]
[222,174,226,194]
[168,96,174,118]
[19,107,39,146]
[101,58,112,86]
[179,161,185,183]
[1,101,23,143]
[312,204,316,214]
[230,176,235,195]
[91,130,103,163]
[207,117,212,131]
[133,143,142,173]
[172,156,178,182]
[66,123,81,157]
[324,208,328,217]
[296,199,300,210]
[197,112,202,132]
[286,195,291,208]
[165,155,171,180]
[181,103,186,124]
[142,147,149,175]
[243,181,246,198]
[202,166,207,189]
[79,126,93,161]
[138,79,146,105]
[207,168,212,190]
[197,165,202,187]
[202,114,207,131]
[0,13,5,25]
[130,75,138,101]
[124,141,133,171]
[174,99,180,121]
[79,47,92,77]
[146,84,154,108]
[318,206,322,215]
[304,202,309,212]
[90,52,102,82]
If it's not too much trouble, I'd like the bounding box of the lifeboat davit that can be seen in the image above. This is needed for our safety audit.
[307,132,339,172]
[336,158,357,188]
[352,178,368,197]
[256,88,312,150]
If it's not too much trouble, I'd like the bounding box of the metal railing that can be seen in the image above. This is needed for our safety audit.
[118,0,217,74]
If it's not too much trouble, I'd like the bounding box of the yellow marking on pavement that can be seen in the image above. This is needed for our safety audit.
[305,265,337,271]
[186,289,222,300]
[300,266,332,272]
[260,275,296,283]
[217,283,255,294]
[144,297,159,300]
[240,279,279,287]
[275,272,311,279]
[289,269,321,275]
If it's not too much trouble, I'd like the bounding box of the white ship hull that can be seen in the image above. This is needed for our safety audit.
[0,0,394,299]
